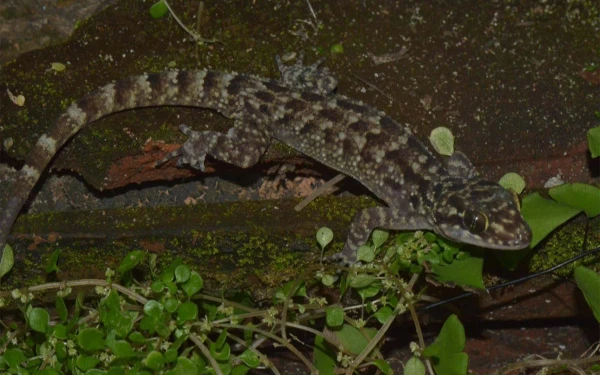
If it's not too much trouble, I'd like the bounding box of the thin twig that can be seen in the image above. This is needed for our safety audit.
[294,173,345,211]
[351,73,393,101]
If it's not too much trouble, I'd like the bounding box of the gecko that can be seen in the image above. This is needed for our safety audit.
[0,54,532,263]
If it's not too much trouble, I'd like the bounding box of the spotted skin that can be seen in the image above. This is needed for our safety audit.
[0,55,531,262]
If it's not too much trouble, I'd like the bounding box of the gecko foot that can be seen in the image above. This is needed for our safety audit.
[155,124,208,171]
[275,52,337,95]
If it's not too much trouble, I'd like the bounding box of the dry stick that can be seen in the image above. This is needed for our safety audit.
[344,273,421,375]
[350,73,393,102]
[280,263,319,342]
[304,0,318,22]
[163,0,217,44]
[493,355,600,374]
[189,333,224,375]
[294,173,345,211]
[223,331,282,375]
[219,323,318,374]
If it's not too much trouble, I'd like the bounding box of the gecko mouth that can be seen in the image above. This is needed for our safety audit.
[435,222,532,250]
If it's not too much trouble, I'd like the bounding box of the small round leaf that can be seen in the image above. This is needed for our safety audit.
[77,328,105,351]
[144,351,165,371]
[177,302,198,321]
[429,127,454,156]
[325,306,344,327]
[316,227,334,248]
[28,307,50,333]
[174,265,191,283]
[181,271,203,297]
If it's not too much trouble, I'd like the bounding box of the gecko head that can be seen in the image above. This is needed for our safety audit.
[431,178,531,250]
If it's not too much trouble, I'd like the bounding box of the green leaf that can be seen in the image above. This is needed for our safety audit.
[369,359,392,374]
[76,355,100,371]
[574,266,600,323]
[429,127,454,156]
[181,271,203,297]
[53,323,68,339]
[588,126,600,158]
[423,314,468,375]
[177,301,198,321]
[37,368,61,375]
[149,1,169,19]
[348,274,377,289]
[117,250,146,274]
[238,349,260,368]
[85,370,108,375]
[3,348,26,368]
[128,331,147,344]
[144,300,163,318]
[174,265,191,283]
[325,306,344,327]
[496,192,581,269]
[371,229,389,248]
[232,364,251,375]
[165,348,178,363]
[216,328,228,349]
[77,328,105,351]
[144,351,164,371]
[334,324,377,355]
[314,335,336,375]
[330,44,344,54]
[110,340,135,358]
[404,357,426,375]
[209,341,231,361]
[164,298,179,313]
[45,249,60,273]
[56,296,68,322]
[356,284,381,300]
[549,183,600,218]
[170,357,198,375]
[498,172,526,194]
[0,244,14,281]
[151,280,165,293]
[274,280,307,303]
[357,245,375,263]
[373,306,394,324]
[321,274,336,286]
[28,307,50,333]
[521,192,582,248]
[431,255,485,289]
[316,227,334,248]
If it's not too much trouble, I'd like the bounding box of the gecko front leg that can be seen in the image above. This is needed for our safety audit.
[335,207,434,264]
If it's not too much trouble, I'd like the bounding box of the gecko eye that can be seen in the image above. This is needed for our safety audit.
[462,209,488,234]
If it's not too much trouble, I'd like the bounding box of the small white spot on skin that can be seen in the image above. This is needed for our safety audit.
[418,155,427,164]
[490,222,505,234]
[338,132,346,140]
[319,121,333,131]
[167,70,179,84]
[22,165,40,180]
[353,135,366,150]
[136,76,152,96]
[99,83,117,108]
[411,162,421,172]
[67,104,87,129]
[37,135,57,155]
[428,165,438,174]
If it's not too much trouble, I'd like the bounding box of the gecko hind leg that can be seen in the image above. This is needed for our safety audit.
[158,121,270,172]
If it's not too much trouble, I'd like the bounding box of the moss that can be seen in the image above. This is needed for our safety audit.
[529,216,600,276]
